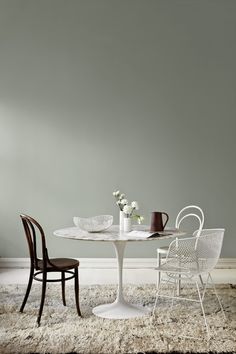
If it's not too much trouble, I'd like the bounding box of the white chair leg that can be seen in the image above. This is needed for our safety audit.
[201,273,210,303]
[169,279,176,314]
[199,274,204,288]
[162,278,177,326]
[195,280,210,340]
[208,273,226,320]
[177,275,181,296]
[156,252,161,290]
[152,280,162,316]
[177,252,182,296]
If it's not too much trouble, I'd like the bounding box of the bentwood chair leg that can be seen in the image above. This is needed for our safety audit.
[74,267,81,317]
[20,266,34,313]
[61,271,66,306]
[37,272,47,326]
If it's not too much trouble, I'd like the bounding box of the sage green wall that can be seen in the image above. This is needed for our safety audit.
[0,0,235,258]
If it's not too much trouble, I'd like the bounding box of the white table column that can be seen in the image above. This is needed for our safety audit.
[92,241,150,319]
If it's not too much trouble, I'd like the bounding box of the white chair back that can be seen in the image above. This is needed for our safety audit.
[175,205,204,237]
[166,229,225,274]
[193,228,223,237]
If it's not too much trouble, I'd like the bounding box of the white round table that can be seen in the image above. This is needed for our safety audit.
[53,225,185,319]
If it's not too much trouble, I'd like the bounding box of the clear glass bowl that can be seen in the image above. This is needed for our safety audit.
[73,215,113,232]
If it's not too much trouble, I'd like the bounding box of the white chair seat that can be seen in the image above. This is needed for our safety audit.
[157,246,168,254]
[156,258,207,276]
[156,264,197,276]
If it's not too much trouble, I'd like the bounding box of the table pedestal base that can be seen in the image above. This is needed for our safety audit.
[92,300,150,319]
[92,241,150,319]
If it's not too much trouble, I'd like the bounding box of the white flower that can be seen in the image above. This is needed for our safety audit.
[113,190,120,197]
[123,205,133,216]
[113,190,143,220]
[137,216,144,224]
[131,201,139,210]
[120,199,128,205]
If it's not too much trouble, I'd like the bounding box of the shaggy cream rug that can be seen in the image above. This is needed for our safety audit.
[0,283,236,354]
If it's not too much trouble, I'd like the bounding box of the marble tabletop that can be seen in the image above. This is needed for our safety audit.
[53,225,185,242]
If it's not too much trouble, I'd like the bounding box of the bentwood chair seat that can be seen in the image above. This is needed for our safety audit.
[37,258,79,271]
[20,214,82,326]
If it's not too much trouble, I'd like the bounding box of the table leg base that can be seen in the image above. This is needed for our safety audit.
[92,300,150,319]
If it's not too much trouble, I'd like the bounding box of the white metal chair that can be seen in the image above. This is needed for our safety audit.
[156,205,204,293]
[193,228,221,238]
[153,229,226,340]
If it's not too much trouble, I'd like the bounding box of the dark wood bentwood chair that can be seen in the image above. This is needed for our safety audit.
[20,214,81,326]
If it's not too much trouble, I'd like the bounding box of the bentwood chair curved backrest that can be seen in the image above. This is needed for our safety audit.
[156,205,204,291]
[20,214,82,326]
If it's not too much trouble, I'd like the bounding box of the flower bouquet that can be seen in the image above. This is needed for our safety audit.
[113,190,144,231]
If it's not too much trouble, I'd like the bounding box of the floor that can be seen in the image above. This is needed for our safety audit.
[0,267,236,285]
